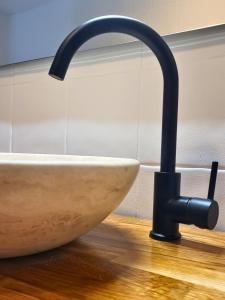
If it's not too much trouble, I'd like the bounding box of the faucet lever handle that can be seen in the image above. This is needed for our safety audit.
[208,161,218,200]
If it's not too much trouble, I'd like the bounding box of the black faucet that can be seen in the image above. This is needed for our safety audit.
[49,15,219,241]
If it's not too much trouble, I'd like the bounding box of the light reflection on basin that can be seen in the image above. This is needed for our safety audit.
[0,153,139,258]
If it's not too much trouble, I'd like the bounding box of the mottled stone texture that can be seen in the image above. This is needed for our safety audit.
[0,153,139,258]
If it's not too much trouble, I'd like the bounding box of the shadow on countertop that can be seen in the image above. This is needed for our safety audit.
[0,222,141,299]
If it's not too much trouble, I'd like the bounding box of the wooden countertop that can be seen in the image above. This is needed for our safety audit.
[0,214,225,299]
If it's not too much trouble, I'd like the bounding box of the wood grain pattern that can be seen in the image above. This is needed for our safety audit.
[0,214,225,299]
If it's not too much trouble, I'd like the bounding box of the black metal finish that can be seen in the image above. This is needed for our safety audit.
[150,172,181,241]
[49,15,220,242]
[166,197,219,230]
[208,161,218,200]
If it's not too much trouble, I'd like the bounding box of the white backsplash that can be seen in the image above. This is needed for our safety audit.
[0,29,225,229]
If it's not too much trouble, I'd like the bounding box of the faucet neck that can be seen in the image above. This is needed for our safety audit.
[49,15,179,173]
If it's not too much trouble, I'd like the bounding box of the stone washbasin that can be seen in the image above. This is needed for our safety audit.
[0,153,139,258]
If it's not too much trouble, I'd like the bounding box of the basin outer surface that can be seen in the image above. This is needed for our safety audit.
[0,153,139,258]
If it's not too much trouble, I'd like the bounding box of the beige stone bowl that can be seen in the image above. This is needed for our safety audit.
[0,153,139,258]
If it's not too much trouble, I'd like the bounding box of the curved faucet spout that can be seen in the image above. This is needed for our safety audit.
[49,15,179,173]
[49,15,219,242]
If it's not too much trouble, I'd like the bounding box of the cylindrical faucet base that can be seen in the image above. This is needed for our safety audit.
[150,172,181,241]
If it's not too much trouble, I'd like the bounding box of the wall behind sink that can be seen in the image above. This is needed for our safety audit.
[0,27,225,230]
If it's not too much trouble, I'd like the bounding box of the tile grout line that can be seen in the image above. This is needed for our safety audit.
[140,163,225,173]
[64,81,69,155]
[9,66,14,153]
[135,45,143,161]
[135,44,145,218]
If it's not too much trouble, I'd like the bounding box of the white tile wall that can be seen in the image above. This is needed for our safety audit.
[11,60,67,154]
[0,28,225,229]
[0,66,13,152]
[67,71,140,157]
[139,36,225,166]
[12,80,67,154]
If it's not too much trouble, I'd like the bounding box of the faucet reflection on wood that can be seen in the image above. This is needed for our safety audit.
[49,15,219,242]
